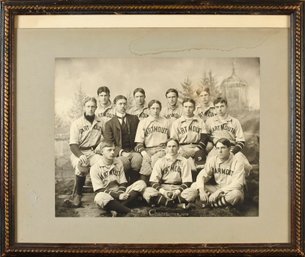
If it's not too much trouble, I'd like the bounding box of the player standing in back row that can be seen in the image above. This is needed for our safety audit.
[128,88,149,120]
[161,88,183,125]
[195,87,216,122]
[95,86,115,127]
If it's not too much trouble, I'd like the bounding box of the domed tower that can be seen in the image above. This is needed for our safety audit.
[220,65,249,115]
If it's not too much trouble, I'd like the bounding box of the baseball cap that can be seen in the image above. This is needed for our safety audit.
[194,149,207,165]
[95,141,115,154]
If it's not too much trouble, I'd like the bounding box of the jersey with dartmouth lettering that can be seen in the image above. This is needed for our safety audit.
[95,102,115,124]
[205,115,245,145]
[194,103,216,122]
[128,105,149,120]
[161,104,183,122]
[90,158,127,191]
[150,154,192,185]
[69,115,103,148]
[170,116,207,144]
[196,153,245,193]
[135,116,170,148]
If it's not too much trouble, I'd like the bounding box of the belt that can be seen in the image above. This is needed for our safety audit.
[79,145,98,151]
[179,143,198,146]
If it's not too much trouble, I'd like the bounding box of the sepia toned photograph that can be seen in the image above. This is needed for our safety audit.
[55,57,260,218]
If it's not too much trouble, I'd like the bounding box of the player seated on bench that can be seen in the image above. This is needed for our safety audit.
[193,138,246,208]
[134,100,170,183]
[90,141,146,216]
[143,138,197,209]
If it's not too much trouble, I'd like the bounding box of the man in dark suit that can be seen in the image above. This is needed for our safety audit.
[104,95,143,184]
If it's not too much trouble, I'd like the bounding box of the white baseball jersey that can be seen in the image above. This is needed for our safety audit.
[95,102,115,124]
[135,116,170,148]
[205,115,245,145]
[128,104,149,120]
[150,155,192,184]
[90,158,127,191]
[194,102,216,121]
[69,116,103,148]
[161,104,183,121]
[170,116,207,144]
[196,153,245,193]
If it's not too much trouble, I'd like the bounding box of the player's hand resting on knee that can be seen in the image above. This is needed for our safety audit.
[119,192,129,200]
[159,188,173,199]
[209,190,223,203]
[79,155,89,166]
[199,189,209,203]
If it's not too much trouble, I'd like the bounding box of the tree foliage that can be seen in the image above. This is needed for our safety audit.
[179,77,196,100]
[67,85,88,122]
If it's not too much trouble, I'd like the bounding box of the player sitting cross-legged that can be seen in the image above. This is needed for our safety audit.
[142,138,197,208]
[90,141,146,216]
[193,138,246,208]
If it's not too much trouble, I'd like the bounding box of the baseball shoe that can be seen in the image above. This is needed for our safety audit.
[64,194,82,208]
[177,203,194,210]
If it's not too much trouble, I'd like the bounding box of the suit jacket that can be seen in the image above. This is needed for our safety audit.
[104,113,139,156]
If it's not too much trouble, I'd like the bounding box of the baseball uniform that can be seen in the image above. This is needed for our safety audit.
[194,152,245,206]
[161,103,183,124]
[95,102,115,130]
[170,116,208,159]
[128,104,149,120]
[142,154,197,204]
[90,158,146,209]
[194,102,216,122]
[205,114,252,175]
[69,115,104,176]
[135,116,170,176]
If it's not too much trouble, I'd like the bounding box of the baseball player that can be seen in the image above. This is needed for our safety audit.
[143,138,197,208]
[161,88,183,124]
[128,88,149,120]
[194,138,246,207]
[135,100,170,183]
[205,97,252,175]
[95,86,115,127]
[104,95,142,184]
[91,142,146,216]
[170,98,209,173]
[195,87,216,122]
[65,97,104,208]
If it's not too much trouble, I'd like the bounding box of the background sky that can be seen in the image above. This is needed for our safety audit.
[54,57,260,117]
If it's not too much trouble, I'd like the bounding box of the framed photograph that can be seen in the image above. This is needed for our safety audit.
[1,1,304,256]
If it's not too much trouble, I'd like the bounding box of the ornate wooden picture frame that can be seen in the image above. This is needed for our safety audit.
[0,1,304,256]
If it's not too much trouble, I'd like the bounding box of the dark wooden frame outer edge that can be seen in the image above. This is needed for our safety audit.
[0,1,304,256]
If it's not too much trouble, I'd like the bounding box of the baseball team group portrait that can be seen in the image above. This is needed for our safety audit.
[55,57,260,217]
